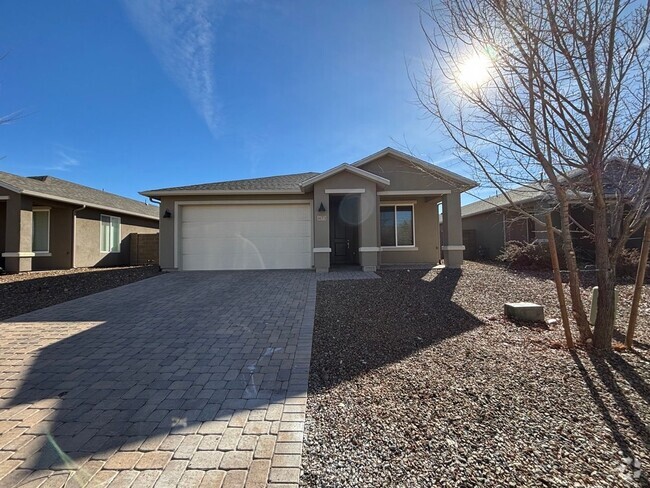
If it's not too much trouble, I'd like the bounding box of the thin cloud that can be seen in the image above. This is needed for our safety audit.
[46,146,82,172]
[122,0,222,138]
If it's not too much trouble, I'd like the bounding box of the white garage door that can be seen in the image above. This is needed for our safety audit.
[180,203,312,271]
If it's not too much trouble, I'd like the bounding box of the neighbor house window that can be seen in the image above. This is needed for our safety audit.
[100,215,121,253]
[32,208,50,253]
[380,204,414,247]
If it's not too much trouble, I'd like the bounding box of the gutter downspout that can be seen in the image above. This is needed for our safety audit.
[72,205,86,268]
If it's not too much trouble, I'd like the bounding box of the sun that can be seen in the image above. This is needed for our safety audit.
[457,53,492,87]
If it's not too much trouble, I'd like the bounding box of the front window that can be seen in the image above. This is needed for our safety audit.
[100,215,121,253]
[32,209,50,253]
[380,204,414,247]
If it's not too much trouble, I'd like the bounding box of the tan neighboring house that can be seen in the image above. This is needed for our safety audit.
[0,171,159,273]
[461,186,549,260]
[141,147,476,273]
[461,167,647,260]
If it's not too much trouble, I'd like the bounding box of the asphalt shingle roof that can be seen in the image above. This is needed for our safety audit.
[144,172,320,193]
[0,172,159,219]
[462,185,548,217]
[461,159,647,218]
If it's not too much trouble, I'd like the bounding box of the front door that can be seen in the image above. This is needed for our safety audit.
[330,195,359,265]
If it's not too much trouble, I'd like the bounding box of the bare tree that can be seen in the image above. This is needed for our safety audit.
[416,0,650,349]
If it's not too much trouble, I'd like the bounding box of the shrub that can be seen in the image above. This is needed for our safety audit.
[617,248,649,278]
[498,241,648,278]
[496,241,563,270]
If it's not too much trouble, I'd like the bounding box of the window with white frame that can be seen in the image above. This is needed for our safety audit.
[380,204,414,247]
[100,215,121,253]
[32,208,50,253]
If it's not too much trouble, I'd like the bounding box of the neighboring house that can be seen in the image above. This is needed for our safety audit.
[461,162,647,260]
[0,172,159,273]
[141,147,476,272]
[461,186,549,259]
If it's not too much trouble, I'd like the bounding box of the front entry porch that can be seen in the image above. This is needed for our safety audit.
[329,194,360,267]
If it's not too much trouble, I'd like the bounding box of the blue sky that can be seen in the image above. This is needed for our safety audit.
[1,0,477,203]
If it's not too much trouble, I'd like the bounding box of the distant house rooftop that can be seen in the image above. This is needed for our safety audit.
[0,171,158,220]
[462,158,645,218]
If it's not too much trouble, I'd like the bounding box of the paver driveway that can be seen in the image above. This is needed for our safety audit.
[0,270,316,487]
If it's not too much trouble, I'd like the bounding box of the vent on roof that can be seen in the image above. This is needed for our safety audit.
[28,176,51,182]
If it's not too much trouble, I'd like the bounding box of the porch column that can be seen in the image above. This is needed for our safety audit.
[359,189,379,272]
[441,191,464,268]
[313,185,330,273]
[2,195,33,273]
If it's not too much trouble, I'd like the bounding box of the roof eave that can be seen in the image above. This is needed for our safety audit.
[139,189,306,197]
[0,178,159,221]
[23,188,157,220]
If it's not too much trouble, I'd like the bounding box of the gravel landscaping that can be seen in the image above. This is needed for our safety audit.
[0,265,162,320]
[302,261,649,487]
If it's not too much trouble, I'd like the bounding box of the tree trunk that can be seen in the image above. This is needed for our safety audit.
[546,214,574,349]
[626,222,650,349]
[592,203,617,350]
[557,200,592,342]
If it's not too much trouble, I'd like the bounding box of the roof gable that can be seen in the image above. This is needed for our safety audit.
[353,147,477,189]
[298,164,390,190]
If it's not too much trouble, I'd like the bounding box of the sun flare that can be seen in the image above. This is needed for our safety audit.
[457,53,492,87]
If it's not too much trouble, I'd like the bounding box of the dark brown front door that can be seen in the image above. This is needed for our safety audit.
[330,195,359,265]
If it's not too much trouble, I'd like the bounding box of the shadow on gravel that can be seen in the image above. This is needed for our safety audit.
[613,329,649,351]
[309,268,484,393]
[571,350,650,469]
[0,266,161,320]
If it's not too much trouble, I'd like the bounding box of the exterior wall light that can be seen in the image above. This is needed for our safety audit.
[318,202,326,212]
[163,209,172,218]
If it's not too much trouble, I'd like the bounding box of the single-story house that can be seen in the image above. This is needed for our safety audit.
[141,147,477,272]
[461,162,647,260]
[461,186,550,259]
[0,171,159,273]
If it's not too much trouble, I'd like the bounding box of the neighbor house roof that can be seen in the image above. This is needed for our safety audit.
[462,185,549,218]
[461,159,646,218]
[141,147,477,197]
[0,171,159,220]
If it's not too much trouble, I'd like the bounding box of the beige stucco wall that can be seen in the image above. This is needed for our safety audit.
[2,191,34,272]
[462,212,505,260]
[0,189,158,272]
[379,197,440,265]
[75,208,158,268]
[361,155,458,192]
[31,200,74,271]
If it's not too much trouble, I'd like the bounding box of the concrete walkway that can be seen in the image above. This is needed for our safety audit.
[0,270,316,487]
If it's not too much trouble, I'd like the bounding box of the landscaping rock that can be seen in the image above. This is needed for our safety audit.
[302,261,649,487]
[504,301,545,322]
[0,266,162,320]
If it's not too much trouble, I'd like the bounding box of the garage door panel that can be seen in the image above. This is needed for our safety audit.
[183,205,310,223]
[181,220,311,239]
[181,236,311,255]
[179,204,312,271]
[182,252,311,271]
